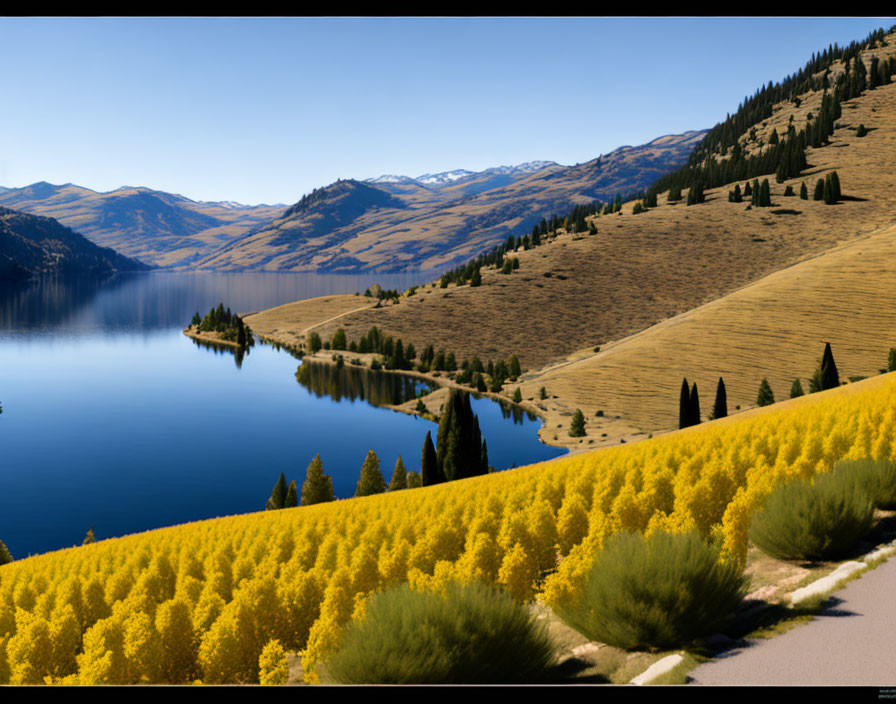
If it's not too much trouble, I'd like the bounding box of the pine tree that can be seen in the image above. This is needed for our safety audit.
[856,123,867,137]
[421,431,442,486]
[820,342,840,390]
[83,526,97,545]
[355,450,387,497]
[512,387,522,404]
[689,382,700,425]
[888,348,896,373]
[300,454,334,506]
[436,390,485,482]
[388,455,408,491]
[790,378,805,398]
[266,473,288,510]
[800,182,808,200]
[406,471,422,489]
[712,377,727,419]
[284,481,298,508]
[757,378,775,406]
[813,179,825,201]
[507,355,522,380]
[679,377,691,429]
[568,409,586,437]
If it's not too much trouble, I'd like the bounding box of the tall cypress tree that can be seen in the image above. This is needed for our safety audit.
[712,377,728,419]
[284,480,298,508]
[679,377,691,429]
[820,342,840,390]
[689,383,700,426]
[421,431,441,486]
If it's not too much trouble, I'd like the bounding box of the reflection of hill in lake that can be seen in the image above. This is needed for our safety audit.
[295,359,433,407]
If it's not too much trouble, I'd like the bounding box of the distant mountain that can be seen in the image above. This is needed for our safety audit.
[0,183,285,268]
[0,206,149,281]
[195,130,705,273]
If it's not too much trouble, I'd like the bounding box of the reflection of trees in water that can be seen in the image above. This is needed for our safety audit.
[189,337,249,369]
[489,396,538,425]
[295,360,432,407]
[0,274,125,330]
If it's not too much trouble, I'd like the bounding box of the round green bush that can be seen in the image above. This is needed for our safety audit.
[749,469,874,561]
[321,581,555,684]
[833,457,896,510]
[553,530,748,651]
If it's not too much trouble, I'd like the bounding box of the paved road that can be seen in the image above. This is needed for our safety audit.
[690,556,896,686]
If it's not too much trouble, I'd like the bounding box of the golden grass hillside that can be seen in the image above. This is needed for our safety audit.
[1,371,894,684]
[309,75,896,379]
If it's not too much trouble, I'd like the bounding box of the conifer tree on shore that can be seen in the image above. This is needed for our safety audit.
[388,455,408,491]
[300,454,335,506]
[355,450,387,497]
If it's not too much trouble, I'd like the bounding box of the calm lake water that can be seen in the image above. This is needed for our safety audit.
[0,271,565,558]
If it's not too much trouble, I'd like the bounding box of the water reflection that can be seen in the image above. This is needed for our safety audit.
[296,359,434,407]
[0,270,439,334]
[188,336,251,369]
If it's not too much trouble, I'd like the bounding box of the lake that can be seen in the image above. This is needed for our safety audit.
[0,271,566,559]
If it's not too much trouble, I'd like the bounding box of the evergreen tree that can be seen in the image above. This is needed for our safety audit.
[470,268,482,287]
[83,526,96,545]
[0,539,12,565]
[800,182,808,200]
[436,390,485,482]
[512,387,522,403]
[790,378,805,398]
[568,409,586,437]
[712,377,728,420]
[355,450,387,497]
[679,377,691,429]
[265,473,288,510]
[507,354,522,380]
[331,329,347,350]
[813,179,825,201]
[300,454,335,506]
[689,382,701,425]
[284,481,298,508]
[888,348,896,373]
[406,471,422,489]
[856,123,867,137]
[420,431,442,486]
[820,342,840,390]
[388,455,408,491]
[480,439,489,475]
[759,179,771,207]
[757,378,775,406]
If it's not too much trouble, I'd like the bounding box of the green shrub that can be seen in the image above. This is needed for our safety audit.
[321,581,555,684]
[749,470,874,561]
[553,531,748,651]
[833,457,896,510]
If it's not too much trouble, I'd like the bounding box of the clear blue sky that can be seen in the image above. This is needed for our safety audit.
[0,17,892,205]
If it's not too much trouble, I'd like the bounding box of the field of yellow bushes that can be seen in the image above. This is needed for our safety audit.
[1,372,894,684]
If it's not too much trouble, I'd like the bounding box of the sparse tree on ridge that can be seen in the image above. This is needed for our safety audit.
[757,378,775,407]
[790,378,805,398]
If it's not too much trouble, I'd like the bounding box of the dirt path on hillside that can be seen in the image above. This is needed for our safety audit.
[689,556,896,686]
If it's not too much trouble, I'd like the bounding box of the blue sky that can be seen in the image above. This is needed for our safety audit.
[0,17,892,205]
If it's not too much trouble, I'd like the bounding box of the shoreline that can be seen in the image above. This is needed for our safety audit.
[249,304,646,454]
[183,326,247,350]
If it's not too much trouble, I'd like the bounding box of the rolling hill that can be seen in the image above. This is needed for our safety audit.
[0,206,149,281]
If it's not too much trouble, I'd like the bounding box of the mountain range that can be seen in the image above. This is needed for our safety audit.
[0,130,705,273]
